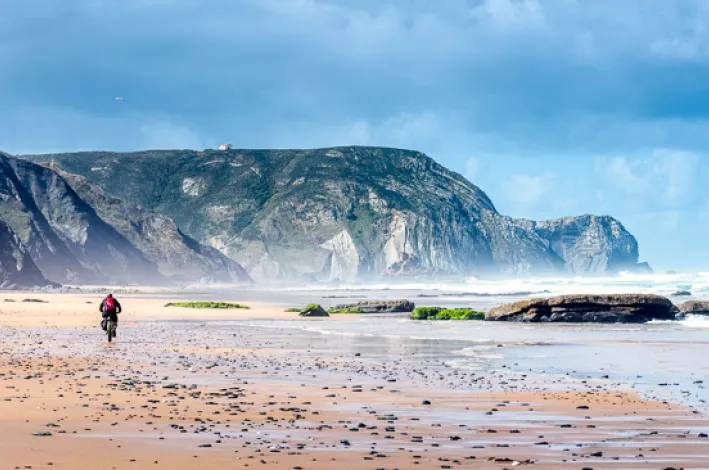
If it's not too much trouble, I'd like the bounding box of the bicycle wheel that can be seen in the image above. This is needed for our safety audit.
[107,321,113,342]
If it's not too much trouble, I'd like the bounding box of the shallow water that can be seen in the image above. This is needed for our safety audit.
[216,313,709,409]
[160,275,709,410]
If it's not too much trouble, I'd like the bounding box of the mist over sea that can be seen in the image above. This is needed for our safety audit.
[288,271,709,298]
[197,271,709,310]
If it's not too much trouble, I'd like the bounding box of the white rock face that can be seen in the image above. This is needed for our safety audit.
[367,189,387,214]
[325,149,344,158]
[531,215,638,274]
[221,239,286,282]
[204,205,235,222]
[51,220,89,245]
[321,230,359,281]
[383,213,411,268]
[182,178,205,197]
[248,254,286,281]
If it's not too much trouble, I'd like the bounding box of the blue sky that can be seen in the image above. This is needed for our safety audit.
[1,0,709,271]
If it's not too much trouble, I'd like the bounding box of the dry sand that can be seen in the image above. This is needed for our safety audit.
[0,292,300,328]
[0,292,707,469]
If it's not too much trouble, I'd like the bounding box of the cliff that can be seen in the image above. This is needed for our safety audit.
[56,170,251,283]
[22,146,649,282]
[0,153,250,285]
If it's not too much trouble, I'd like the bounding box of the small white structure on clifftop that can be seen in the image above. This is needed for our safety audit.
[218,143,233,151]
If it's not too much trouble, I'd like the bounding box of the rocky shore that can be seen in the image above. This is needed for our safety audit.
[331,299,415,313]
[678,300,709,315]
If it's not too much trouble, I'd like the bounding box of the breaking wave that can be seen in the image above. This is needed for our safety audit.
[277,271,709,300]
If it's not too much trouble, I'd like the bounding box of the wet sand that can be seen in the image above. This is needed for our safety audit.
[1,292,708,469]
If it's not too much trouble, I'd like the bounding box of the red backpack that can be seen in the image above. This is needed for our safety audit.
[104,297,116,312]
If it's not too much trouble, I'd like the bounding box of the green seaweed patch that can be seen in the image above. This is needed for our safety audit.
[327,307,365,314]
[165,301,250,309]
[299,304,329,317]
[410,307,443,320]
[411,307,484,321]
[284,307,302,312]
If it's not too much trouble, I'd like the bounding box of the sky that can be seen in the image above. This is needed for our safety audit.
[1,0,709,271]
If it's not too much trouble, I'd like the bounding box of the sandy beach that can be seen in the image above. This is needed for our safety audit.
[1,290,708,469]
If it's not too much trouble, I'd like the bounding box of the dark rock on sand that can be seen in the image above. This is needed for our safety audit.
[333,299,415,313]
[486,294,676,323]
[299,304,329,317]
[672,290,692,296]
[678,301,709,315]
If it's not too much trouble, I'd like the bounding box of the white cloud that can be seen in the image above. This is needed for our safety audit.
[651,149,700,204]
[596,149,700,206]
[260,111,446,150]
[648,4,709,63]
[636,210,683,233]
[465,157,481,181]
[700,199,709,221]
[380,112,443,146]
[140,121,207,150]
[471,0,546,31]
[598,157,649,194]
[502,173,555,208]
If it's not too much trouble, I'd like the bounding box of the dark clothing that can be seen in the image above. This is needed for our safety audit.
[99,297,122,322]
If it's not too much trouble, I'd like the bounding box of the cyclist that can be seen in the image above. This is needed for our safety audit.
[99,294,122,338]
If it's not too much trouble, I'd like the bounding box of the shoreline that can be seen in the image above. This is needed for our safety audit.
[1,291,708,468]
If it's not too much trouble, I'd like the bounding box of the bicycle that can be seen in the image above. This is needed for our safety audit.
[105,319,116,342]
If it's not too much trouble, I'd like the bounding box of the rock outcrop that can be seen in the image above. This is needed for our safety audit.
[672,290,692,297]
[515,215,651,275]
[22,147,650,281]
[299,304,329,317]
[677,301,709,315]
[332,299,415,313]
[486,294,676,323]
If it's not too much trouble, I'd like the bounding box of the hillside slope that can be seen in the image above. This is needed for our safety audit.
[56,170,251,283]
[24,147,649,281]
[0,153,250,285]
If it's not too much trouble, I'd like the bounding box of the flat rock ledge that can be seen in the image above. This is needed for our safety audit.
[678,301,709,315]
[333,299,415,313]
[486,294,676,323]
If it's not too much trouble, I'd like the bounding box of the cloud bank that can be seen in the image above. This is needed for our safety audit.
[2,0,709,270]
